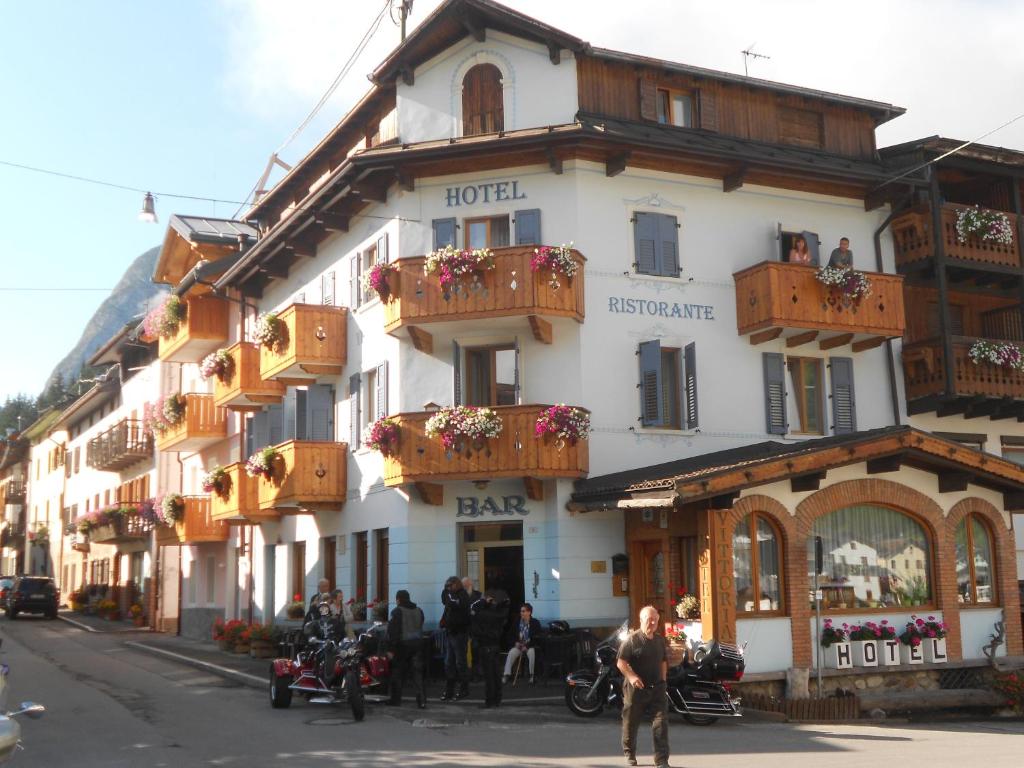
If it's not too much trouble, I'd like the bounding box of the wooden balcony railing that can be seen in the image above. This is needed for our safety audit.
[210,462,277,523]
[382,246,585,349]
[89,512,155,544]
[259,303,347,385]
[903,337,1024,407]
[0,481,26,506]
[158,295,230,363]
[86,419,153,471]
[154,393,227,452]
[255,440,348,511]
[213,342,285,411]
[156,497,229,545]
[733,261,905,350]
[980,304,1024,342]
[892,204,1021,271]
[382,405,590,491]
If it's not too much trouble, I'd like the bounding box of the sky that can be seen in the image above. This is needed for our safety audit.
[1,0,1022,405]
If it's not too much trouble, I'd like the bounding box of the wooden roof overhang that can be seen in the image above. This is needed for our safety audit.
[154,215,257,294]
[569,426,1024,513]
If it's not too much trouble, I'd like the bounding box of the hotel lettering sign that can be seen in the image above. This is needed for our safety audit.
[456,495,530,518]
[446,181,526,207]
[608,297,715,321]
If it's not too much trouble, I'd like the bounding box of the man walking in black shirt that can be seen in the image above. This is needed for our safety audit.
[617,605,670,768]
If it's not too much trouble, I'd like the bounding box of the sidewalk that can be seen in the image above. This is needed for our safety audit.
[59,610,564,707]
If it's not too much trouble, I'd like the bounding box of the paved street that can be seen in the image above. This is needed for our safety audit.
[0,616,1021,767]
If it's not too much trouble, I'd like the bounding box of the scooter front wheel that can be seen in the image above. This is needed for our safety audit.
[565,683,605,717]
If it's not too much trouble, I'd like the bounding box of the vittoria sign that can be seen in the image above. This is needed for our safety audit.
[456,495,530,517]
[608,297,715,320]
[445,181,527,207]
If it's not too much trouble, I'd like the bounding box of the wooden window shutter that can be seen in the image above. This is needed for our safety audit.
[698,90,718,132]
[349,374,361,450]
[432,218,457,249]
[377,233,389,264]
[638,78,658,121]
[638,340,664,427]
[684,342,698,430]
[762,353,787,435]
[245,414,256,457]
[295,388,308,440]
[801,231,821,267]
[659,214,680,277]
[453,342,463,405]
[829,357,857,434]
[308,384,335,441]
[375,361,388,420]
[633,212,660,275]
[514,209,542,245]
[462,64,504,135]
[350,254,361,308]
[321,271,335,306]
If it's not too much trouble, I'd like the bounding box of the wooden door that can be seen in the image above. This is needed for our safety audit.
[630,538,669,621]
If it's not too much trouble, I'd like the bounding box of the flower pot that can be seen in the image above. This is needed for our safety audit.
[851,640,879,667]
[233,643,251,654]
[899,642,924,665]
[217,639,232,651]
[132,616,146,628]
[880,639,901,666]
[923,637,947,664]
[250,639,277,659]
[823,641,853,670]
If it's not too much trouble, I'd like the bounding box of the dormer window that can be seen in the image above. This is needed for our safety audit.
[462,64,504,136]
[656,88,693,128]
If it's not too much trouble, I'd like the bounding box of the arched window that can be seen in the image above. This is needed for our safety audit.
[809,505,931,610]
[462,64,504,136]
[955,514,995,605]
[733,512,783,614]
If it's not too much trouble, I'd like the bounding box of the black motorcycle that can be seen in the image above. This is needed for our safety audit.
[564,621,744,725]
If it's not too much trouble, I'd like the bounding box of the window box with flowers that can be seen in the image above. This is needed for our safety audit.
[968,339,1024,371]
[199,349,235,383]
[424,245,496,298]
[815,265,873,308]
[222,619,248,653]
[365,417,400,456]
[847,621,895,667]
[142,295,186,341]
[212,617,231,650]
[201,466,230,498]
[361,262,396,303]
[898,617,928,665]
[534,405,591,450]
[820,619,852,669]
[247,623,280,658]
[916,615,949,664]
[425,405,502,457]
[245,446,281,481]
[143,394,187,437]
[530,243,578,290]
[253,311,287,353]
[955,205,1015,246]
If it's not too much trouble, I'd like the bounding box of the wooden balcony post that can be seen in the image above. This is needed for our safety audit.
[929,168,956,396]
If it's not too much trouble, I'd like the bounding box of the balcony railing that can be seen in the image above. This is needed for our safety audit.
[213,342,285,410]
[382,405,590,488]
[892,204,1021,272]
[903,337,1024,413]
[980,304,1024,342]
[158,294,230,363]
[86,419,153,471]
[210,462,277,522]
[154,393,227,452]
[89,512,155,544]
[733,261,905,349]
[0,481,26,506]
[382,246,585,348]
[157,497,229,545]
[259,303,347,385]
[255,440,348,511]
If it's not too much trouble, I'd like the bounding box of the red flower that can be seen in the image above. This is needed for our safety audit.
[293,593,302,602]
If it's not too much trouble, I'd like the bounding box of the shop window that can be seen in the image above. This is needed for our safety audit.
[462,63,504,136]
[955,514,996,605]
[809,505,932,610]
[465,215,510,249]
[733,513,783,615]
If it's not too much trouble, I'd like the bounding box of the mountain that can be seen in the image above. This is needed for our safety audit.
[43,245,165,391]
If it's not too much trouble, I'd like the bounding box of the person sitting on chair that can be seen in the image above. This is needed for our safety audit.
[502,603,543,684]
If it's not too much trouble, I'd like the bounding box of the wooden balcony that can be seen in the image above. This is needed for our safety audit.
[382,405,590,503]
[259,303,347,385]
[89,512,154,544]
[154,393,227,452]
[213,342,285,411]
[156,497,229,545]
[903,337,1024,417]
[892,204,1021,273]
[158,295,230,363]
[0,481,26,506]
[734,261,905,351]
[86,418,153,471]
[256,440,348,511]
[209,462,277,523]
[382,246,585,350]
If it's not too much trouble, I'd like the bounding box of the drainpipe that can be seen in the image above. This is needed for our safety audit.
[874,201,911,427]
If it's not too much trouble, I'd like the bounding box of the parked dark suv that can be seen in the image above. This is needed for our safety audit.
[6,576,59,619]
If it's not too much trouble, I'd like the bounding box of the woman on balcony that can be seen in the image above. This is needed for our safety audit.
[788,234,812,264]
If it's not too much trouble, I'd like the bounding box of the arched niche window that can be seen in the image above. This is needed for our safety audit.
[733,512,783,615]
[809,505,931,611]
[955,514,996,605]
[462,63,504,136]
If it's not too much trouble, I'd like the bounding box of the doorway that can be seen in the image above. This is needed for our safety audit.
[630,538,668,619]
[459,522,525,609]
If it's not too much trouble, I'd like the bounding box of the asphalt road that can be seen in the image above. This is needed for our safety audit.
[0,615,1021,767]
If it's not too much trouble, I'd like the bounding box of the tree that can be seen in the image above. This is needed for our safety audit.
[0,394,38,436]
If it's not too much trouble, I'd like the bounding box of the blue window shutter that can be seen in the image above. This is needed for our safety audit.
[514,209,541,245]
[245,414,257,456]
[267,401,285,445]
[453,342,462,405]
[433,218,457,249]
[660,214,680,277]
[295,388,308,441]
[634,212,659,275]
[377,233,389,264]
[350,254,360,308]
[684,342,698,430]
[252,410,270,450]
[763,353,787,435]
[349,374,361,450]
[638,340,663,427]
[830,357,856,434]
[802,231,821,266]
[375,362,388,420]
[308,384,334,441]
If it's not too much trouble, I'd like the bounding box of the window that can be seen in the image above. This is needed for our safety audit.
[787,357,823,435]
[205,556,216,605]
[656,88,693,128]
[633,212,680,277]
[465,215,510,249]
[955,515,995,605]
[292,542,306,603]
[809,505,932,610]
[73,447,80,474]
[778,106,823,149]
[926,302,965,337]
[638,340,698,430]
[464,345,517,407]
[354,363,387,445]
[360,243,379,304]
[733,512,783,614]
[933,431,986,452]
[351,234,388,307]
[1001,438,1024,465]
[354,531,368,602]
[363,367,377,434]
[462,63,503,136]
[375,528,389,604]
[780,230,820,265]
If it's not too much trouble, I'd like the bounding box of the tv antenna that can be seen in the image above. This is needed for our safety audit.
[741,43,771,76]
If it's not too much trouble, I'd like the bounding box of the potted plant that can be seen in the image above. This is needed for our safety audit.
[158,493,185,527]
[530,243,577,289]
[534,404,591,450]
[847,621,888,667]
[69,589,87,612]
[425,405,503,456]
[96,599,119,621]
[898,618,925,664]
[424,244,496,296]
[201,466,230,497]
[129,603,145,627]
[664,623,688,666]
[248,623,279,658]
[955,205,1014,245]
[365,417,400,456]
[361,262,395,302]
[286,594,306,620]
[142,294,187,339]
[968,340,1024,371]
[245,446,281,480]
[917,615,949,663]
[223,619,248,653]
[253,311,287,353]
[820,619,852,669]
[199,349,235,382]
[212,617,231,650]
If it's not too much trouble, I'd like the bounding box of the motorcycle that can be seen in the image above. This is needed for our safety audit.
[268,602,391,721]
[0,665,45,762]
[564,621,744,725]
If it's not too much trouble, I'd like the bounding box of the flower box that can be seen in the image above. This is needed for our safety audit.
[250,639,277,659]
[880,639,901,666]
[899,642,924,665]
[923,637,948,664]
[851,640,879,667]
[824,641,853,670]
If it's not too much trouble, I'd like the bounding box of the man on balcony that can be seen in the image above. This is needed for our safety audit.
[828,237,853,269]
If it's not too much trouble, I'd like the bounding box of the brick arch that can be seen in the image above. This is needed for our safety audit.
[946,498,1023,655]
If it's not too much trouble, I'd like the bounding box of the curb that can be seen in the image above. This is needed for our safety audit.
[58,614,98,633]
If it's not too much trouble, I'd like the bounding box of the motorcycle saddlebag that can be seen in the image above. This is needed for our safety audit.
[367,655,390,678]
